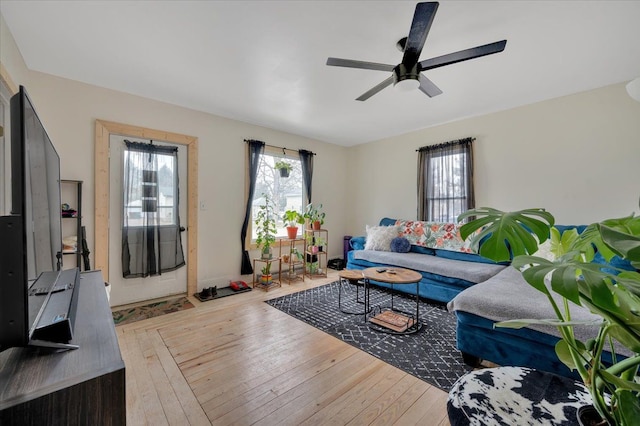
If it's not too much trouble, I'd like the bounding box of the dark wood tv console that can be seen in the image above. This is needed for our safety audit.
[0,270,125,425]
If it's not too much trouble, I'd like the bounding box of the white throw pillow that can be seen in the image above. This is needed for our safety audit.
[365,225,399,251]
[533,239,556,261]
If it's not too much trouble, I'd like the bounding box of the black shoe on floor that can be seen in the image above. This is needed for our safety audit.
[209,286,217,297]
[198,287,213,300]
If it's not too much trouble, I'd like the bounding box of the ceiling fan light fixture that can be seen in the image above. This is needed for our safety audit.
[396,78,421,91]
[393,63,421,91]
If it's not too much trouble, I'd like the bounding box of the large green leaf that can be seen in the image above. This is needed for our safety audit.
[578,282,640,353]
[617,389,640,426]
[458,208,555,262]
[600,221,640,263]
[552,227,580,258]
[555,339,577,370]
[511,255,600,305]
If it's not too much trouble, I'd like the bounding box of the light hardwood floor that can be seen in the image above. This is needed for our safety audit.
[115,270,452,425]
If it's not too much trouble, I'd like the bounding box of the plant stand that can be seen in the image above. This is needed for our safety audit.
[304,228,328,279]
[252,257,281,291]
[279,237,305,284]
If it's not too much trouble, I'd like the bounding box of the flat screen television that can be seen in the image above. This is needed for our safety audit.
[0,86,77,352]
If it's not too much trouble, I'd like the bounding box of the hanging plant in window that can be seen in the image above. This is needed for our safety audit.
[274,160,292,178]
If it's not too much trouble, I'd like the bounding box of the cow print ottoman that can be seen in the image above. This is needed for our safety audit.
[447,366,592,425]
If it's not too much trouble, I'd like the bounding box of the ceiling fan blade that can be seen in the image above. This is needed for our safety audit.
[356,76,394,101]
[419,40,507,71]
[326,57,395,72]
[418,74,442,97]
[402,2,439,66]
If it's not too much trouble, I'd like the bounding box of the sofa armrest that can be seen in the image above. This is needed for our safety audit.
[350,236,366,250]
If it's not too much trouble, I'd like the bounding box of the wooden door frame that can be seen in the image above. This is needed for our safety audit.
[94,120,198,296]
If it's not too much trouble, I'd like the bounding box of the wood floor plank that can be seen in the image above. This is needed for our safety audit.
[267,358,386,426]
[231,349,373,425]
[117,328,147,425]
[147,330,210,426]
[345,374,418,425]
[203,343,360,422]
[370,378,431,425]
[393,385,446,425]
[297,362,399,426]
[124,329,169,426]
[114,271,452,425]
[191,331,333,404]
[323,364,407,424]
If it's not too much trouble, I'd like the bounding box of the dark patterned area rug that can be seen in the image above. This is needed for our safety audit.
[112,296,195,325]
[266,281,472,391]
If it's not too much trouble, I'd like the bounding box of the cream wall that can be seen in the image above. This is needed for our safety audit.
[0,15,350,290]
[346,82,640,236]
[4,12,640,289]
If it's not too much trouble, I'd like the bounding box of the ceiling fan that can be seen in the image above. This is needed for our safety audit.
[326,2,507,101]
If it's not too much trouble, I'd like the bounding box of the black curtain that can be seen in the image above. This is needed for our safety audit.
[122,140,185,278]
[241,140,265,274]
[417,137,475,222]
[299,149,314,204]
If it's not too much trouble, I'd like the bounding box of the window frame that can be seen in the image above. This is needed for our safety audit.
[245,146,306,249]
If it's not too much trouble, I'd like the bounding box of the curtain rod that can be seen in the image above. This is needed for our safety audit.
[416,137,475,152]
[244,139,316,156]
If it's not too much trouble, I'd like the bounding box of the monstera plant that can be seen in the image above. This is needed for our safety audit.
[458,207,640,425]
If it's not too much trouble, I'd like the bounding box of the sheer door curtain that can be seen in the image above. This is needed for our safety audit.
[122,140,185,278]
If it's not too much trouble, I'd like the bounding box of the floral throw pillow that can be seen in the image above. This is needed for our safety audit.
[395,220,478,253]
[395,220,436,247]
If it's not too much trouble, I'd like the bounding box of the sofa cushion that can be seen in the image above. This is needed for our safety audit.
[448,267,614,347]
[410,245,436,255]
[364,225,399,251]
[353,250,505,284]
[433,248,507,265]
[449,266,632,357]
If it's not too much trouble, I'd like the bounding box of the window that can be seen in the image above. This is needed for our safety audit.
[250,148,305,241]
[418,138,475,222]
[123,146,178,227]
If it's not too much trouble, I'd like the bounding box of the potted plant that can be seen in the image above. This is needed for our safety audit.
[260,265,272,284]
[305,232,319,254]
[282,209,304,239]
[304,203,326,230]
[315,236,326,252]
[458,207,640,425]
[291,247,303,261]
[307,261,318,275]
[274,160,292,178]
[255,193,276,260]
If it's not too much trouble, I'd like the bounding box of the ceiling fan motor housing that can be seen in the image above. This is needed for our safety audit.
[393,63,421,85]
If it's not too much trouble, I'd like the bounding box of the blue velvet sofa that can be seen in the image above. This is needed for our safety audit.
[346,218,633,379]
[346,218,506,303]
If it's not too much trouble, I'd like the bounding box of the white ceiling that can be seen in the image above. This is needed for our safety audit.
[2,1,640,147]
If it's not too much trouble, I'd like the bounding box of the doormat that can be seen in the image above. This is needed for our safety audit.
[112,296,195,326]
[266,281,472,391]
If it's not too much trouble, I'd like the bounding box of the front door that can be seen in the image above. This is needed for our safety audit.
[108,135,187,306]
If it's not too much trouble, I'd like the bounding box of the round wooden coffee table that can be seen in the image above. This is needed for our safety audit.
[362,267,423,334]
